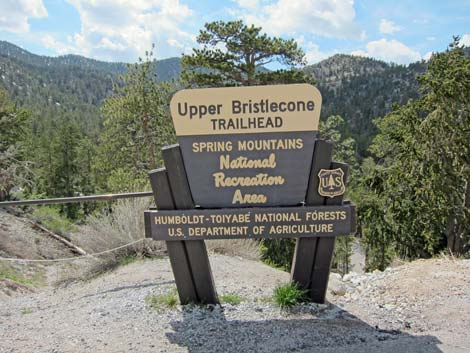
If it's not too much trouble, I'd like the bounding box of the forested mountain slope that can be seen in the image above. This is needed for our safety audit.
[305,54,426,153]
[0,41,181,133]
[0,40,430,154]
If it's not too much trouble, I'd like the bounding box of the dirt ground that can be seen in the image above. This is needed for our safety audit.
[0,254,469,353]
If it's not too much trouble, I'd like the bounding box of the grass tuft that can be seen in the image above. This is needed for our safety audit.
[118,255,139,267]
[273,282,307,309]
[146,289,179,309]
[205,239,260,260]
[0,268,36,286]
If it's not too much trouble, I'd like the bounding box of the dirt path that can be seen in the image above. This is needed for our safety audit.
[1,255,469,353]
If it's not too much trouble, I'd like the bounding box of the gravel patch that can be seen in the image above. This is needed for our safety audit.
[1,255,469,353]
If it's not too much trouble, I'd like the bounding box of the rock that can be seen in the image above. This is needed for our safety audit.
[330,272,342,281]
[328,274,347,296]
[331,285,347,296]
[350,275,368,286]
[342,272,358,282]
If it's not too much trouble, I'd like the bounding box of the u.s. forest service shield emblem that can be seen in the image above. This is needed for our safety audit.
[318,168,346,198]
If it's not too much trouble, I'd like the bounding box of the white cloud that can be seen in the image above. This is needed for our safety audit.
[97,37,127,51]
[44,0,195,61]
[296,36,328,64]
[461,34,470,47]
[235,0,362,39]
[234,0,259,11]
[379,19,401,34]
[423,51,433,61]
[41,34,74,55]
[352,39,422,65]
[0,0,47,33]
[167,38,184,49]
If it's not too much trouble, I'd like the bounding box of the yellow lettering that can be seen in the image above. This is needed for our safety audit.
[232,189,267,204]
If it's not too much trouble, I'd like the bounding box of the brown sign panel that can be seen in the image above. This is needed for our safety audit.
[170,84,322,208]
[144,204,355,241]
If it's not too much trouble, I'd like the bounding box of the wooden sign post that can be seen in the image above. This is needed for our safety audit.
[145,84,356,305]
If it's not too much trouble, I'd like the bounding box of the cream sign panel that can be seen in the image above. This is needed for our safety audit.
[170,84,323,208]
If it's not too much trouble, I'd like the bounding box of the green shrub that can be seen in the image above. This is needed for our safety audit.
[146,289,179,309]
[273,282,307,309]
[31,207,76,236]
[333,234,354,275]
[260,238,295,271]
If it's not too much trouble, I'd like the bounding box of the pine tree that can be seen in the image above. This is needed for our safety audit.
[182,20,312,87]
[0,89,32,200]
[358,37,470,264]
[96,46,176,191]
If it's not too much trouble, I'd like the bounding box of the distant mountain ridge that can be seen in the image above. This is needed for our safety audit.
[0,41,181,134]
[305,54,427,152]
[0,41,181,80]
[305,54,390,89]
[0,40,428,154]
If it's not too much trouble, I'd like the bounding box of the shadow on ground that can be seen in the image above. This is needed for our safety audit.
[166,304,442,353]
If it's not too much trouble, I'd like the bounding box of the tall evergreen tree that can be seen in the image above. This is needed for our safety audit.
[182,20,312,87]
[359,38,470,266]
[96,46,176,191]
[0,89,31,200]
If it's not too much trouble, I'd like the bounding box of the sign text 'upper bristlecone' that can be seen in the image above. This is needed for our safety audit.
[170,84,322,208]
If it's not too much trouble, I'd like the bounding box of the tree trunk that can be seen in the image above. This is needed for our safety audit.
[142,113,156,170]
[446,216,458,255]
[447,179,469,255]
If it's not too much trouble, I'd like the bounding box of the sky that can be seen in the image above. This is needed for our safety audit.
[0,0,469,65]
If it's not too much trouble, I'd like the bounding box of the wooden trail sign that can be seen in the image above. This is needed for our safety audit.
[170,84,322,208]
[145,83,356,305]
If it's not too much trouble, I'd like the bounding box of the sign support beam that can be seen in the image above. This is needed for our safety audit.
[310,161,349,303]
[291,150,350,303]
[158,145,219,305]
[147,167,199,304]
[291,140,333,295]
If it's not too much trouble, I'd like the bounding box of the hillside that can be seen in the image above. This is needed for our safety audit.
[305,54,390,88]
[0,253,468,352]
[0,41,181,133]
[0,40,429,154]
[0,40,181,81]
[305,54,426,153]
[0,40,427,155]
